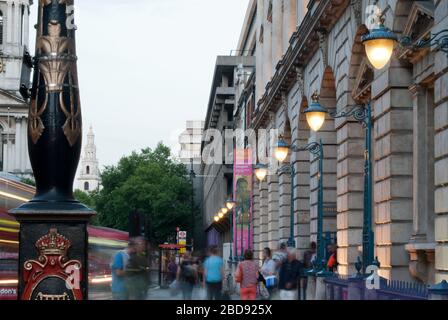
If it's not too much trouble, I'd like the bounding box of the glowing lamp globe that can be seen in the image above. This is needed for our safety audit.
[274,138,290,163]
[304,91,327,132]
[254,164,268,182]
[362,25,397,70]
[225,199,236,210]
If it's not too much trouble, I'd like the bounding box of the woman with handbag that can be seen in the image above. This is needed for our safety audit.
[260,247,276,298]
[234,249,259,300]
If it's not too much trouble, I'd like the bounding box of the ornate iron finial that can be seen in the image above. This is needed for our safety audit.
[372,256,380,268]
[311,90,320,103]
[355,256,362,275]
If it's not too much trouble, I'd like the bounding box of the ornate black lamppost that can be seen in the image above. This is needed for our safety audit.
[11,0,94,300]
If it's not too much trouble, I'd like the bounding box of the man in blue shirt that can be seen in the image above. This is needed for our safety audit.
[111,242,132,300]
[203,246,224,300]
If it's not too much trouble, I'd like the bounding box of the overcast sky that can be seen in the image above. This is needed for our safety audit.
[30,0,250,168]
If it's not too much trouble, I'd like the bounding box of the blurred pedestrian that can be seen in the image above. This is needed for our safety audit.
[278,248,302,300]
[300,241,317,299]
[177,251,197,300]
[111,241,133,300]
[203,246,224,300]
[327,244,338,272]
[260,247,276,298]
[235,249,259,300]
[272,242,288,271]
[125,237,150,300]
[167,256,178,284]
[303,242,317,269]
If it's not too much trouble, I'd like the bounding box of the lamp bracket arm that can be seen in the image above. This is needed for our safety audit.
[300,142,321,156]
[329,104,369,127]
[277,164,292,175]
[401,29,448,55]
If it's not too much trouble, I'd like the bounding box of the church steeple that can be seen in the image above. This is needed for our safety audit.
[77,126,100,192]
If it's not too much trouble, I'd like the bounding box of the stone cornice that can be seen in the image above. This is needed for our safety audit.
[252,0,349,130]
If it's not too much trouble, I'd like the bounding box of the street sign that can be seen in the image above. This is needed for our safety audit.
[178,231,187,240]
[178,231,187,253]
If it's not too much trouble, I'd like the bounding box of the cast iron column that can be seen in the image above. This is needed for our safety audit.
[11,0,94,300]
[362,102,374,272]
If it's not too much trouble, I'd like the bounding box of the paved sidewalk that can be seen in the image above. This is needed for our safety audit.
[147,286,240,300]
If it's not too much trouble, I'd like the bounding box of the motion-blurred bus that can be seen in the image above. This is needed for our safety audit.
[0,173,128,300]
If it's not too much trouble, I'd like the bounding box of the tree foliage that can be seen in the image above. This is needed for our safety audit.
[94,143,192,244]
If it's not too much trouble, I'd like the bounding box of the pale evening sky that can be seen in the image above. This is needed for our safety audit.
[29,0,250,168]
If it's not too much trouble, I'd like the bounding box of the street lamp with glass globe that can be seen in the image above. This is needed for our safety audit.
[360,6,448,71]
[254,163,268,182]
[303,90,376,273]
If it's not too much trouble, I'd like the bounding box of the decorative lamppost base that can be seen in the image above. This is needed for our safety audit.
[11,207,95,300]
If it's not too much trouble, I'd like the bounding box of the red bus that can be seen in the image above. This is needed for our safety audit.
[0,173,128,300]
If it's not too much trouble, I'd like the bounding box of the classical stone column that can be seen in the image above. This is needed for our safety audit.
[6,1,12,44]
[259,179,269,257]
[432,0,448,283]
[267,171,279,249]
[336,116,364,275]
[372,58,413,281]
[252,175,261,260]
[14,116,21,172]
[282,0,297,53]
[278,166,291,244]
[271,0,283,74]
[410,84,434,241]
[255,0,265,103]
[262,0,273,89]
[309,102,337,250]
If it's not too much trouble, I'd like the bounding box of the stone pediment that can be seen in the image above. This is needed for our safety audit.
[352,58,373,104]
[0,89,28,107]
[398,1,435,63]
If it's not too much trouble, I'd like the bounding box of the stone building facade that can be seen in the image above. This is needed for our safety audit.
[221,0,448,285]
[201,55,254,257]
[0,0,32,177]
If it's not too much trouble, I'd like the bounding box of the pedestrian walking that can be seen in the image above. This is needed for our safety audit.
[125,237,150,300]
[278,248,303,300]
[301,241,317,299]
[110,241,132,300]
[235,249,259,301]
[260,247,276,298]
[177,251,198,300]
[167,256,178,284]
[203,246,224,300]
[272,242,288,271]
[326,244,338,272]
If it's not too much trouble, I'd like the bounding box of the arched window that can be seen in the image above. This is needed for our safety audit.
[0,11,4,45]
[86,165,90,174]
[84,182,89,191]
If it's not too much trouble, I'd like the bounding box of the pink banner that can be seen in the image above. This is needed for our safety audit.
[233,149,253,257]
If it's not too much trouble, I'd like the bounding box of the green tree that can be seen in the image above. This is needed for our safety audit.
[74,189,100,225]
[95,143,192,244]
